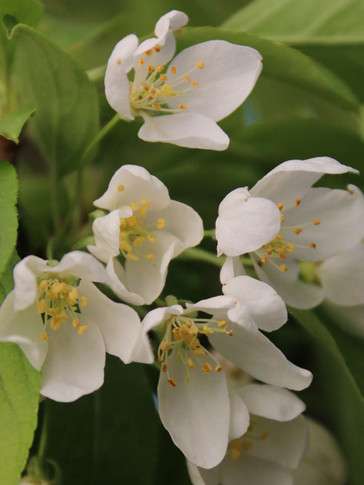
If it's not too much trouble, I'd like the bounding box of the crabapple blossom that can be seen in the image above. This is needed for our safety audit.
[88,164,203,305]
[105,10,262,150]
[216,157,364,309]
[0,251,153,402]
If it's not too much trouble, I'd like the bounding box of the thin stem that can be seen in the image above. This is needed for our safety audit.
[37,404,48,460]
[86,64,106,82]
[178,247,224,268]
[204,229,215,238]
[50,159,62,239]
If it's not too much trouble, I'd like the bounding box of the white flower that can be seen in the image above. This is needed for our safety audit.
[142,276,312,468]
[216,157,364,309]
[0,251,153,402]
[88,164,203,305]
[105,10,262,150]
[187,383,309,485]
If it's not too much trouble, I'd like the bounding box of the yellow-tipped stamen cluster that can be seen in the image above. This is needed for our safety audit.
[118,198,165,263]
[229,422,269,460]
[254,199,321,272]
[36,277,87,340]
[157,315,232,387]
[129,56,205,115]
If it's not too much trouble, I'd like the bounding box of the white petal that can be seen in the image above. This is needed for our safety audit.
[105,258,145,305]
[154,10,189,39]
[13,255,49,310]
[79,280,153,364]
[0,291,47,370]
[228,387,249,441]
[209,323,312,391]
[216,188,280,257]
[318,241,364,306]
[41,316,105,402]
[253,256,324,310]
[220,256,246,286]
[142,305,184,332]
[237,384,305,421]
[158,350,230,469]
[156,200,204,250]
[282,186,364,261]
[243,415,308,469]
[187,461,217,485]
[94,164,170,211]
[138,112,230,150]
[167,41,262,122]
[220,453,293,485]
[88,209,125,263]
[251,156,357,206]
[49,251,108,284]
[105,34,138,119]
[223,276,287,332]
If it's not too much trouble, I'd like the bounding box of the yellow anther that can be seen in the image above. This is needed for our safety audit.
[314,219,321,225]
[279,253,286,260]
[120,241,132,252]
[215,365,222,373]
[281,214,285,223]
[72,319,80,328]
[40,332,48,341]
[145,254,155,260]
[138,207,146,218]
[265,248,273,255]
[192,81,199,87]
[79,296,87,308]
[279,264,288,272]
[154,46,161,52]
[139,58,145,66]
[293,227,303,235]
[161,84,174,96]
[241,441,252,451]
[155,65,164,72]
[218,320,227,328]
[49,282,63,299]
[261,256,269,263]
[147,234,157,243]
[126,253,139,261]
[157,356,164,363]
[162,364,168,373]
[147,64,153,73]
[187,358,195,369]
[116,59,121,65]
[36,300,47,314]
[50,317,63,330]
[203,325,211,334]
[160,340,172,352]
[295,198,301,206]
[226,330,233,336]
[202,362,213,373]
[184,75,190,82]
[78,325,88,335]
[153,103,161,110]
[171,66,176,74]
[168,378,177,387]
[286,243,295,252]
[160,74,167,81]
[196,61,205,69]
[276,234,284,241]
[156,218,165,229]
[140,199,149,207]
[118,184,124,192]
[130,201,139,211]
[145,49,152,56]
[277,202,284,211]
[193,347,206,356]
[309,242,317,248]
[179,104,187,110]
[67,288,78,306]
[133,237,145,247]
[37,280,47,291]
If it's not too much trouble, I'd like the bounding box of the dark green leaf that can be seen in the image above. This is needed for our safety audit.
[0,0,42,32]
[0,104,34,143]
[0,159,18,275]
[0,250,18,304]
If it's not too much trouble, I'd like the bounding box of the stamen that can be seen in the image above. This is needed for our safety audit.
[145,254,155,260]
[218,320,227,328]
[215,365,222,372]
[279,264,288,272]
[140,199,149,207]
[171,66,176,74]
[79,296,87,307]
[184,75,190,82]
[78,325,88,335]
[241,442,252,451]
[202,362,212,373]
[145,49,152,56]
[168,378,177,387]
[227,330,233,336]
[147,64,153,73]
[147,234,157,243]
[261,256,269,263]
[36,300,47,314]
[192,81,199,87]
[293,227,303,235]
[155,65,164,72]
[139,58,145,66]
[72,319,80,328]
[313,219,321,225]
[126,253,139,261]
[309,242,317,248]
[154,46,161,52]
[179,104,187,110]
[130,201,139,211]
[187,358,195,369]
[295,198,301,206]
[277,202,284,211]
[196,61,205,69]
[152,103,161,110]
[133,236,145,247]
[118,185,124,192]
[160,74,167,81]
[156,218,165,229]
[40,332,48,341]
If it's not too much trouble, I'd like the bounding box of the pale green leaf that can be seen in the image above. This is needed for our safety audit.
[0,104,34,143]
[0,159,18,275]
[0,0,42,31]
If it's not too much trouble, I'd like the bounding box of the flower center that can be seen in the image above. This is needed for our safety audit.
[254,199,320,272]
[118,199,165,262]
[129,58,204,115]
[36,275,87,340]
[158,315,233,387]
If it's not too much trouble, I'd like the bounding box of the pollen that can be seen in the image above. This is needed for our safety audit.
[179,104,187,110]
[309,242,317,248]
[286,243,295,252]
[295,198,301,206]
[156,218,165,229]
[261,256,269,263]
[160,74,167,81]
[145,49,152,56]
[168,378,177,387]
[281,214,285,223]
[277,202,284,211]
[36,300,47,314]
[193,347,206,356]
[145,253,155,260]
[162,364,168,372]
[78,325,88,335]
[130,201,139,211]
[72,319,80,328]
[227,330,233,336]
[40,332,48,341]
[139,58,145,66]
[314,219,321,225]
[154,46,161,52]
[218,320,227,328]
[126,253,139,261]
[293,227,303,235]
[279,264,288,272]
[192,81,199,87]
[160,341,172,352]
[118,184,124,192]
[202,362,213,373]
[184,75,190,82]
[196,61,205,69]
[37,280,47,291]
[279,253,286,259]
[147,64,153,73]
[152,103,161,110]
[155,65,164,72]
[140,199,149,207]
[133,236,145,247]
[171,66,176,74]
[138,207,146,218]
[215,365,222,373]
[187,358,195,369]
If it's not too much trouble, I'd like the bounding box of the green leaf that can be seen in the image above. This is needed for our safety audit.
[44,358,161,485]
[292,309,364,485]
[0,159,18,275]
[0,104,34,142]
[0,342,41,485]
[0,250,18,304]
[0,0,42,31]
[223,0,364,102]
[11,24,99,176]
